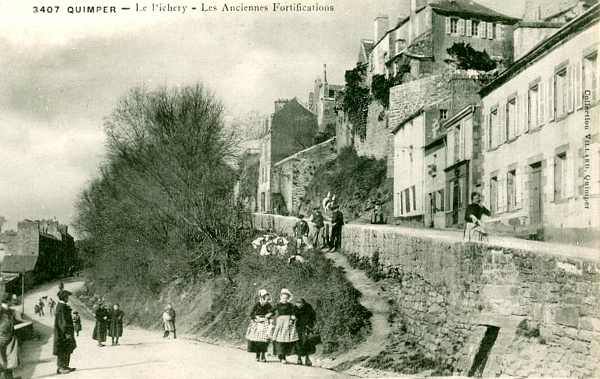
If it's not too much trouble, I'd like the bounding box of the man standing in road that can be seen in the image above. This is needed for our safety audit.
[53,290,77,375]
[0,294,19,379]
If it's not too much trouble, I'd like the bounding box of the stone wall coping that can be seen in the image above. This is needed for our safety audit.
[253,213,599,263]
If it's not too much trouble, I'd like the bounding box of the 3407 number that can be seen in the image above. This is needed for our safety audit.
[33,6,59,13]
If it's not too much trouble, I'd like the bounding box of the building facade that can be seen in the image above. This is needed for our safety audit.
[480,5,599,240]
[257,98,318,213]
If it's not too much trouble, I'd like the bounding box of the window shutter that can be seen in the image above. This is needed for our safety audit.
[458,19,465,35]
[515,168,523,209]
[566,154,575,198]
[499,104,506,144]
[539,81,545,126]
[466,20,472,36]
[550,156,556,202]
[567,65,574,113]
[575,61,582,110]
[548,77,555,122]
[515,96,522,136]
[445,17,451,34]
[498,176,506,213]
[480,22,486,38]
[483,114,489,150]
[487,23,494,39]
[496,24,503,41]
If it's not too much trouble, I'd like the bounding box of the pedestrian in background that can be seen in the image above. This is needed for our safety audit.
[108,304,124,346]
[37,299,45,317]
[269,289,298,364]
[294,298,317,366]
[49,298,56,317]
[328,205,344,252]
[72,311,81,337]
[293,215,310,251]
[309,208,324,248]
[464,191,490,242]
[53,290,76,375]
[0,294,19,379]
[245,289,272,362]
[92,302,109,347]
[162,304,176,339]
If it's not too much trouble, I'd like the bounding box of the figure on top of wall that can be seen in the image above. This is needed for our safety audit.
[463,191,491,242]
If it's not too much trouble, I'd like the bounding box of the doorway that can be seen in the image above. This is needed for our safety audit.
[529,162,542,225]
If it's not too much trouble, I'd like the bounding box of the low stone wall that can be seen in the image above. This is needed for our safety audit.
[252,213,600,377]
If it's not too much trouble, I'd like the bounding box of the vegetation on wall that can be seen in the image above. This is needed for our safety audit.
[342,64,371,141]
[314,122,336,144]
[303,146,390,220]
[371,63,410,108]
[446,42,497,72]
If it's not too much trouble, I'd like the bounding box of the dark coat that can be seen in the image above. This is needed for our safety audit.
[92,307,109,342]
[53,302,76,356]
[295,302,317,355]
[0,307,15,346]
[108,309,124,337]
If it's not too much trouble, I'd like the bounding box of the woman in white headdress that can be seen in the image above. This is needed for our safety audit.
[268,288,299,364]
[245,289,273,362]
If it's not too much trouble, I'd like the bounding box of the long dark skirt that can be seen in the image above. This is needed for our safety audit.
[273,341,295,356]
[295,326,317,356]
[92,322,107,342]
[248,341,269,353]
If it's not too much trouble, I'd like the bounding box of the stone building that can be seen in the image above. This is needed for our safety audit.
[272,138,337,215]
[309,65,344,134]
[257,98,318,213]
[480,5,599,242]
[391,74,482,223]
[368,0,519,80]
[0,219,76,285]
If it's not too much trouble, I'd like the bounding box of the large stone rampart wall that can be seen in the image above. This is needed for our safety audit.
[252,213,600,377]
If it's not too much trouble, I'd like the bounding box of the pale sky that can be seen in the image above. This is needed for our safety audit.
[0,0,525,235]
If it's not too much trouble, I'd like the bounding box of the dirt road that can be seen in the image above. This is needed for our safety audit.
[16,279,352,379]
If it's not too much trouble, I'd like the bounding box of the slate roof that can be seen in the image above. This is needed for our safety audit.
[406,31,434,59]
[430,0,520,23]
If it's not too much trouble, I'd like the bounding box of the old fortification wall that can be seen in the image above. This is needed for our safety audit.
[252,213,599,378]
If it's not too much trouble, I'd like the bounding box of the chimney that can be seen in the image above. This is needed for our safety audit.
[274,99,289,112]
[323,64,328,85]
[374,14,389,42]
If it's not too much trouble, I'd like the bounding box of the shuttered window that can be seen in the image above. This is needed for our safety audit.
[575,61,583,109]
[466,20,472,36]
[548,77,555,121]
[487,23,494,39]
[539,81,545,126]
[458,19,465,35]
[445,17,451,34]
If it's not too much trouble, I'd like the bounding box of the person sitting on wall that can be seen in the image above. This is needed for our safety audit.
[464,191,491,242]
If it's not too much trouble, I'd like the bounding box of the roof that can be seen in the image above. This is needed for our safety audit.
[328,84,344,91]
[429,0,520,23]
[480,4,599,97]
[358,39,374,64]
[273,137,336,167]
[406,31,434,58]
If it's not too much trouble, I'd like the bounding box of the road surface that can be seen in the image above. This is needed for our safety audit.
[16,278,353,379]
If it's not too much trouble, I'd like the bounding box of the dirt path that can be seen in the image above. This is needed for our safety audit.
[314,250,397,378]
[16,278,353,379]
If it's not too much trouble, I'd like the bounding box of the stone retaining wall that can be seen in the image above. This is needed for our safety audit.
[252,213,600,377]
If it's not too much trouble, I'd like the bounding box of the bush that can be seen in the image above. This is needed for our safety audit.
[206,247,373,354]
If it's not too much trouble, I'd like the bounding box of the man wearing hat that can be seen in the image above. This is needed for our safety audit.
[53,290,76,375]
[0,293,19,379]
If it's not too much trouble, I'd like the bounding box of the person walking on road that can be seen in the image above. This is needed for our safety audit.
[72,311,82,337]
[294,298,318,366]
[53,290,77,375]
[37,299,45,317]
[245,289,272,362]
[92,302,109,347]
[268,289,298,364]
[108,304,124,346]
[328,205,344,252]
[49,298,56,317]
[162,304,176,339]
[0,294,19,379]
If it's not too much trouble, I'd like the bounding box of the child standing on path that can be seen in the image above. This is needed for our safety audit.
[72,312,81,337]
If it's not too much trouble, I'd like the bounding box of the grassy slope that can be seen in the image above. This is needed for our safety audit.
[79,240,372,356]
